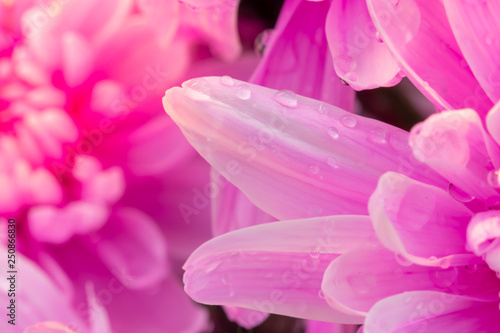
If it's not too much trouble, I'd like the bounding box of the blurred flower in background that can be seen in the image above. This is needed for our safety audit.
[0,0,258,332]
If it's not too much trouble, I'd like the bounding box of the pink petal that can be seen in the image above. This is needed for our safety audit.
[163,77,445,220]
[104,276,209,333]
[366,0,492,115]
[444,0,500,104]
[61,32,94,87]
[250,0,355,109]
[486,100,500,149]
[467,211,500,256]
[364,292,499,333]
[137,0,179,46]
[183,216,375,323]
[0,249,85,332]
[322,246,499,315]
[326,0,402,90]
[24,322,79,333]
[179,0,241,61]
[368,172,476,267]
[409,109,500,202]
[211,169,276,236]
[91,207,169,289]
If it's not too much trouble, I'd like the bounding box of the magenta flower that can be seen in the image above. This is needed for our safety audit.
[0,0,250,331]
[163,77,500,331]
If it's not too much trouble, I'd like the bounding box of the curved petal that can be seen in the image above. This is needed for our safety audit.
[104,276,209,333]
[179,0,241,61]
[250,0,355,109]
[183,216,376,323]
[163,77,445,220]
[90,207,169,289]
[322,246,500,315]
[366,0,492,116]
[211,169,276,236]
[326,0,402,90]
[0,248,86,332]
[368,172,476,267]
[409,109,500,202]
[444,0,500,104]
[364,292,499,333]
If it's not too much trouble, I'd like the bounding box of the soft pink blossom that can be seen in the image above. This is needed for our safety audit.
[163,77,500,331]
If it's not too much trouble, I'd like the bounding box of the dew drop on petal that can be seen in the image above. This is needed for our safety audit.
[219,75,234,87]
[273,90,298,108]
[339,78,349,86]
[254,29,273,56]
[448,183,474,203]
[341,115,357,128]
[487,170,500,188]
[345,72,358,83]
[375,31,383,43]
[327,127,339,139]
[318,289,325,299]
[369,127,387,144]
[327,157,339,168]
[234,84,251,100]
[429,266,457,289]
[309,165,320,175]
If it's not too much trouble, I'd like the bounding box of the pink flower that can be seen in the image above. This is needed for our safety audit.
[163,77,500,331]
[366,0,498,117]
[0,0,249,331]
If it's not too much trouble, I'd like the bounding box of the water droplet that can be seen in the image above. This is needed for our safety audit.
[429,266,457,288]
[389,132,408,151]
[318,290,325,299]
[327,127,339,139]
[273,90,298,108]
[341,115,357,128]
[309,165,320,175]
[395,253,413,267]
[220,75,234,87]
[204,260,222,273]
[221,273,230,285]
[465,264,477,273]
[339,78,349,86]
[369,127,387,144]
[416,302,424,310]
[347,271,375,294]
[327,157,339,168]
[255,29,272,56]
[487,170,500,188]
[334,55,356,77]
[234,84,251,100]
[389,0,400,7]
[184,78,211,100]
[318,104,326,114]
[448,183,474,203]
[375,31,383,43]
[309,250,320,258]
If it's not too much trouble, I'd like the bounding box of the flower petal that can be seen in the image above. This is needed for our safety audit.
[211,169,276,236]
[444,0,500,104]
[409,109,500,202]
[183,216,376,323]
[326,0,402,90]
[91,207,169,289]
[322,246,499,316]
[364,292,499,333]
[368,172,476,267]
[250,0,355,109]
[163,77,445,220]
[366,0,492,115]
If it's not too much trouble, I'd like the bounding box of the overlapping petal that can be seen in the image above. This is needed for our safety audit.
[363,292,499,333]
[183,216,376,323]
[250,0,355,109]
[326,0,401,90]
[366,0,492,115]
[163,77,445,220]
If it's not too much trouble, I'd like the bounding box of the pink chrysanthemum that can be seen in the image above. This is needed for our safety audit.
[163,76,500,332]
